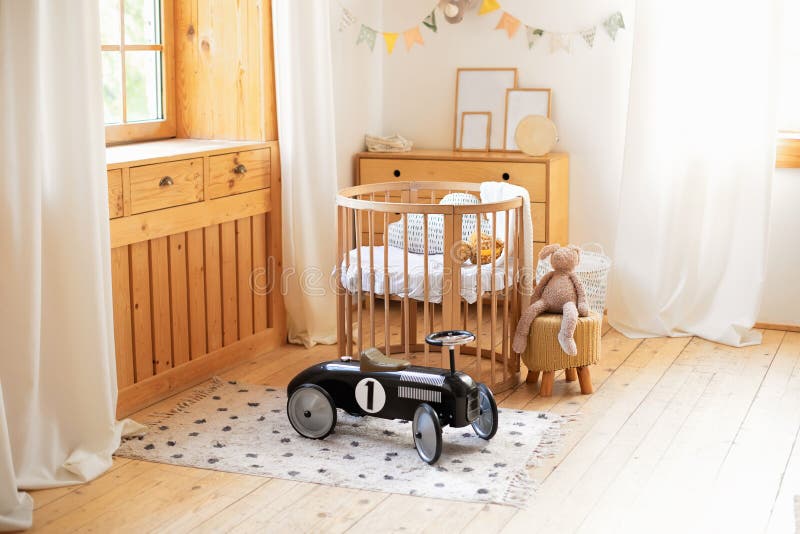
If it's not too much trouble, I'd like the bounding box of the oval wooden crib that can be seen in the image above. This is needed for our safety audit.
[336,181,524,393]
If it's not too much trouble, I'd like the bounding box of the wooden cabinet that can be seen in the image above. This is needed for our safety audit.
[356,149,569,258]
[106,138,283,417]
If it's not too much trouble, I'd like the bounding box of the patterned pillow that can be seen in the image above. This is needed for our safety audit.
[386,193,490,254]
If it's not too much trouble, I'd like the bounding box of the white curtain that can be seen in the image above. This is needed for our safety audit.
[0,1,137,529]
[608,0,781,346]
[272,0,340,348]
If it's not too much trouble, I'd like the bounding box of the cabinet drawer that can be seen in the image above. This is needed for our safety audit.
[360,159,547,202]
[130,158,203,214]
[107,169,123,219]
[208,148,270,199]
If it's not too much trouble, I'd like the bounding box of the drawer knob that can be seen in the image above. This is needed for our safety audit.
[233,164,248,174]
[393,169,401,178]
[159,176,174,187]
[502,172,510,181]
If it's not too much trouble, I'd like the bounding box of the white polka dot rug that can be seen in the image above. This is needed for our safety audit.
[115,378,572,507]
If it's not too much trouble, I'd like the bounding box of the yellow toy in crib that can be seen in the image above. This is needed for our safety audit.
[467,231,504,265]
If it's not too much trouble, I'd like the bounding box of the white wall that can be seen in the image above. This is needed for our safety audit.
[761,169,800,325]
[332,0,798,326]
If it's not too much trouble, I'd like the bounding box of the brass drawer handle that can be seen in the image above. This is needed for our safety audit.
[233,164,248,174]
[159,176,174,187]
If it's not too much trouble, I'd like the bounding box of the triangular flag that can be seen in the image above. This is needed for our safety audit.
[338,7,356,32]
[550,33,572,54]
[495,11,521,38]
[403,26,424,51]
[356,24,377,51]
[525,26,544,49]
[580,26,596,48]
[383,32,399,55]
[478,0,501,15]
[602,12,625,41]
[422,10,437,33]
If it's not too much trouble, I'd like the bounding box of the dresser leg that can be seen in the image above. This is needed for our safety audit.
[564,367,577,382]
[526,370,540,385]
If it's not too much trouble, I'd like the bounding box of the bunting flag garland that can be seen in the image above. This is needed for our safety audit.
[495,11,521,38]
[356,24,377,51]
[481,2,626,54]
[422,10,437,33]
[580,26,596,48]
[550,33,572,54]
[526,26,544,49]
[338,7,356,32]
[383,32,399,55]
[404,27,425,51]
[602,12,625,41]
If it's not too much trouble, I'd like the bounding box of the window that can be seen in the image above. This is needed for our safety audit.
[100,0,174,145]
[777,0,800,167]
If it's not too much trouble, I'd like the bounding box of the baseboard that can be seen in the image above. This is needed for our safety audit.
[117,327,285,418]
[755,322,800,333]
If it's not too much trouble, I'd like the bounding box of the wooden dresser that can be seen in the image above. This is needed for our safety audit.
[107,139,284,417]
[355,150,569,258]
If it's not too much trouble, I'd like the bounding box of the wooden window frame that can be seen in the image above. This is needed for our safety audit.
[103,0,176,146]
[777,132,800,168]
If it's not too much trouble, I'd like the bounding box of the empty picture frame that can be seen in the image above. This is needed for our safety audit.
[503,88,552,151]
[453,68,518,151]
[459,112,491,151]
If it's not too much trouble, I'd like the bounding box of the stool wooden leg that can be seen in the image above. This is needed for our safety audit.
[576,366,593,394]
[526,370,540,385]
[540,371,555,397]
[564,368,577,382]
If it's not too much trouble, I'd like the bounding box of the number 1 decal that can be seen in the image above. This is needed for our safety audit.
[355,378,386,414]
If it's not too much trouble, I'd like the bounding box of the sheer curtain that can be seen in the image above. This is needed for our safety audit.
[0,1,137,529]
[608,0,781,346]
[272,0,340,347]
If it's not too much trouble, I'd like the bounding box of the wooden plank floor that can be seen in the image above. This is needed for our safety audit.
[25,326,800,533]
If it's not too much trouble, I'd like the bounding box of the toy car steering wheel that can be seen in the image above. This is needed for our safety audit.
[425,330,475,375]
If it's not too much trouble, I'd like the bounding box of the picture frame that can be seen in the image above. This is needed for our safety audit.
[459,112,492,151]
[453,68,518,151]
[503,88,552,151]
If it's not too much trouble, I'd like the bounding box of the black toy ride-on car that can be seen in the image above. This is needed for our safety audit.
[286,330,498,464]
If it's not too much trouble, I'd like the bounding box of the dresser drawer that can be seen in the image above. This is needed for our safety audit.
[360,159,547,202]
[107,169,124,219]
[208,148,270,199]
[129,158,203,214]
[532,202,546,242]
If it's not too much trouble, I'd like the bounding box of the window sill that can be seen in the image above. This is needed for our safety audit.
[105,137,267,169]
[776,133,800,168]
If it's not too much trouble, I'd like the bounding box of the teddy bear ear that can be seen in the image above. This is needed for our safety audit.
[568,244,581,262]
[539,244,560,260]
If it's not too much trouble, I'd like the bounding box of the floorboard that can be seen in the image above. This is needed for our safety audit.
[26,327,800,533]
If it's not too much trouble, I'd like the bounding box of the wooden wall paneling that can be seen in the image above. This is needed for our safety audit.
[251,213,268,332]
[169,233,191,366]
[174,0,268,141]
[266,143,283,332]
[220,220,239,346]
[149,237,174,373]
[111,246,135,388]
[262,0,278,140]
[130,241,154,380]
[186,228,207,358]
[204,224,223,351]
[236,217,254,338]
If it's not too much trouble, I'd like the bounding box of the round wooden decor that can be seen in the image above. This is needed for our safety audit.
[514,115,558,156]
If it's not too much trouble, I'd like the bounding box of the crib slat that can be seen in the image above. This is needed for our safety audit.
[402,213,410,357]
[355,208,364,357]
[476,211,483,382]
[345,208,353,357]
[337,206,346,358]
[369,196,376,349]
[490,211,497,386]
[423,213,429,366]
[383,194,390,355]
[503,208,511,384]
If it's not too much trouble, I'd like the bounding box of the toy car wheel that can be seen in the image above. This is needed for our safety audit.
[287,384,337,439]
[412,403,442,465]
[471,383,498,440]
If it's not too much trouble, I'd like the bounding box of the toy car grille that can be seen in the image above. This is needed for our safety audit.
[466,389,480,421]
[398,386,441,404]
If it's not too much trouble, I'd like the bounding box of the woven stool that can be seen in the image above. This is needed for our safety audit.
[521,312,602,397]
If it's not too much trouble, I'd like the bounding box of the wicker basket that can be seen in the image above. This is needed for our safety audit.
[535,243,611,313]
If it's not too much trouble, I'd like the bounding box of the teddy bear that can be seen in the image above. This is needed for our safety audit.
[512,244,589,356]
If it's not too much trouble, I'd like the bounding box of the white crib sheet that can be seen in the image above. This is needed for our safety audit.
[340,246,513,304]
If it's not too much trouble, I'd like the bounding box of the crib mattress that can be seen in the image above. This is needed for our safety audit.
[340,246,513,304]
